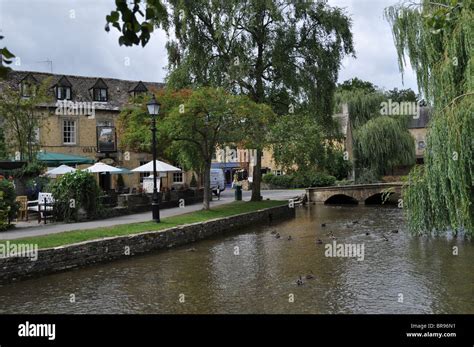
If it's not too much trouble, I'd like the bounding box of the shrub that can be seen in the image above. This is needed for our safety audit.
[326,149,353,180]
[190,173,197,187]
[262,173,275,184]
[335,179,354,186]
[262,172,336,188]
[271,174,294,188]
[0,179,19,230]
[0,193,8,231]
[294,172,336,187]
[13,161,46,178]
[355,168,380,184]
[50,170,102,222]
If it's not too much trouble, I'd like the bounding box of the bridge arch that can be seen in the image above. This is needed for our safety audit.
[324,194,359,205]
[364,192,400,205]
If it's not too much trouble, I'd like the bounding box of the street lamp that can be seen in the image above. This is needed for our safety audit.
[147,95,161,222]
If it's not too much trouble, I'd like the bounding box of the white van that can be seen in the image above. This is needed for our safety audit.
[210,168,225,195]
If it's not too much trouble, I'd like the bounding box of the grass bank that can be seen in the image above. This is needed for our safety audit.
[2,200,286,249]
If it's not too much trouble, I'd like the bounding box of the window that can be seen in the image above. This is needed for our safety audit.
[417,140,426,150]
[139,160,150,183]
[173,165,184,183]
[97,120,112,127]
[131,81,148,98]
[133,90,146,98]
[173,172,184,183]
[20,82,36,97]
[57,86,71,100]
[93,88,108,102]
[273,170,283,176]
[63,120,76,144]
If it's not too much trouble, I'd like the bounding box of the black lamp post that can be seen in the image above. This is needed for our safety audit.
[147,95,161,222]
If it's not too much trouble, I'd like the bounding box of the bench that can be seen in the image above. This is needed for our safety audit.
[27,192,55,224]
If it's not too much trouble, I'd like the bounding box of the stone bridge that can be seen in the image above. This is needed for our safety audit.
[306,183,404,205]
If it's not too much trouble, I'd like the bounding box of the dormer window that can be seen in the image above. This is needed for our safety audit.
[129,81,148,98]
[56,86,71,100]
[54,76,72,100]
[91,78,108,102]
[93,88,107,101]
[19,74,38,98]
[21,82,36,97]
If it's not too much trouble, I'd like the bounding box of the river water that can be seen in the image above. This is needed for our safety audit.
[0,205,472,314]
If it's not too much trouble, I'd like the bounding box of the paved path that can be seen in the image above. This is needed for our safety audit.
[0,190,304,240]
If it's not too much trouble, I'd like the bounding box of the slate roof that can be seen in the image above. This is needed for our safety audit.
[333,104,431,133]
[407,106,431,129]
[1,70,165,111]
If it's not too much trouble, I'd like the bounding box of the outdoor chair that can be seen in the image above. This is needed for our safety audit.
[15,195,28,221]
[27,192,55,224]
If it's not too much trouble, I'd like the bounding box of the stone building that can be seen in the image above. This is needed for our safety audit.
[211,145,284,187]
[0,70,196,191]
[407,107,431,163]
[333,103,431,177]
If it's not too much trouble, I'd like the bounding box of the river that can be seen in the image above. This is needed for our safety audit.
[0,204,472,314]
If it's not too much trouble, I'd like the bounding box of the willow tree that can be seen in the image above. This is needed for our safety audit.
[385,0,473,235]
[106,0,354,201]
[334,85,415,182]
[354,116,415,177]
[0,36,14,79]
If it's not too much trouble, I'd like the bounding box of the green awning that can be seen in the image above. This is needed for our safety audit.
[37,152,95,165]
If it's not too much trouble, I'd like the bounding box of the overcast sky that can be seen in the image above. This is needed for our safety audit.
[0,0,418,92]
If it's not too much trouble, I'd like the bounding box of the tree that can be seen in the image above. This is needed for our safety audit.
[106,0,354,201]
[0,127,7,160]
[337,78,378,94]
[385,0,473,235]
[117,88,204,183]
[0,36,15,79]
[270,113,326,173]
[335,87,415,181]
[354,116,415,177]
[165,88,236,209]
[118,87,270,210]
[385,88,418,103]
[0,78,51,162]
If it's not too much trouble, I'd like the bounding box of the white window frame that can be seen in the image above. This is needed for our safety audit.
[172,165,184,183]
[173,171,184,183]
[63,119,77,145]
[57,86,71,100]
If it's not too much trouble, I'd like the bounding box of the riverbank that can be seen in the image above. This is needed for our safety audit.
[0,201,294,283]
[0,189,304,240]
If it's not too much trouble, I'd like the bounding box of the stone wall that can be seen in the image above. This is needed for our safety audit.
[306,183,403,204]
[0,204,294,283]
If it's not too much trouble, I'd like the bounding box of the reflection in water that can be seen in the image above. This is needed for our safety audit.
[0,205,472,314]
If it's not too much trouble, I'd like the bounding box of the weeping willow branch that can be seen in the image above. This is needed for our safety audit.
[386,0,473,236]
[442,91,474,111]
